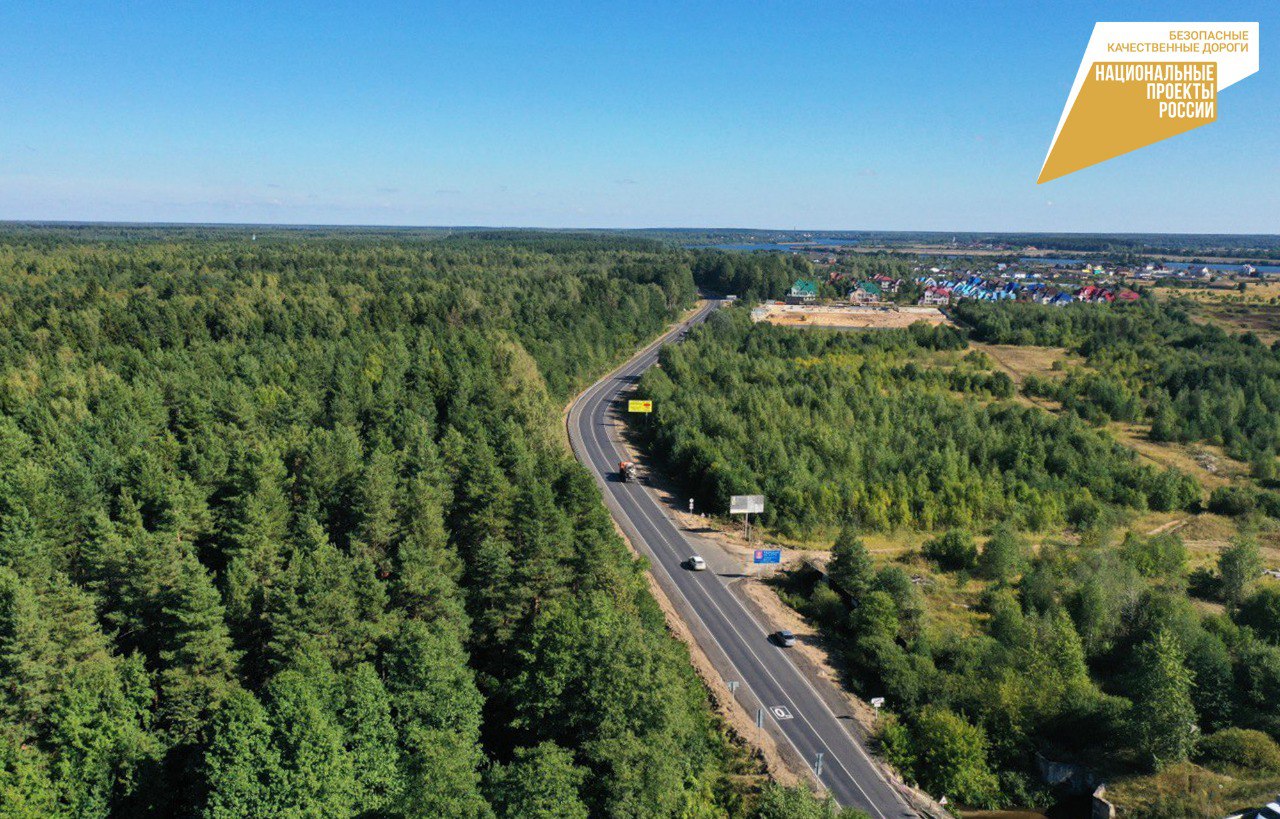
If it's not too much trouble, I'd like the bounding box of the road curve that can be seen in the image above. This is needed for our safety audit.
[567,300,918,818]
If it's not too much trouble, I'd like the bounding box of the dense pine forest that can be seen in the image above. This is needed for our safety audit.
[638,304,1280,813]
[0,228,854,818]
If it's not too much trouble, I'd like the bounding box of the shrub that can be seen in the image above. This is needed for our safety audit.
[807,582,846,627]
[1208,485,1258,517]
[1237,586,1280,645]
[977,527,1028,582]
[923,529,978,572]
[910,706,1000,808]
[877,712,915,776]
[1195,728,1280,775]
[1219,539,1263,607]
[750,783,870,819]
[1119,531,1187,580]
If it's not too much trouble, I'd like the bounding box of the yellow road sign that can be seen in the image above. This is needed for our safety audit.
[628,399,653,413]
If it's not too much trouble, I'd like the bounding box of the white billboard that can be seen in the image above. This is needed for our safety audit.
[729,495,764,514]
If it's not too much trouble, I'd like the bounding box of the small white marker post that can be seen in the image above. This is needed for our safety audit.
[688,498,694,514]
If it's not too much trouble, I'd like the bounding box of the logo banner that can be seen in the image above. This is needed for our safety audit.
[1039,23,1259,183]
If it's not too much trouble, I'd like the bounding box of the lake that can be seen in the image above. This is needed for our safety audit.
[689,242,1280,274]
[1022,257,1280,273]
[690,238,864,252]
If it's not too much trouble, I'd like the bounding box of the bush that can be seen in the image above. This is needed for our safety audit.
[1208,485,1258,517]
[923,529,978,572]
[751,783,870,819]
[977,527,1028,582]
[909,706,1000,808]
[877,713,915,775]
[807,582,847,627]
[1219,539,1263,607]
[1195,728,1280,774]
[1237,586,1280,644]
[1119,531,1187,580]
[1188,566,1219,600]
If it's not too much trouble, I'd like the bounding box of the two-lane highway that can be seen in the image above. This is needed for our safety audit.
[567,301,917,818]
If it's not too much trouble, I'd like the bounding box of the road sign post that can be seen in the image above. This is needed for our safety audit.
[729,495,765,566]
[753,549,781,565]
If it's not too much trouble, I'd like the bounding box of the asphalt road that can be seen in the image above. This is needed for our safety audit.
[567,300,918,818]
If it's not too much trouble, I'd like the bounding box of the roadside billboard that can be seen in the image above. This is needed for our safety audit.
[729,494,764,514]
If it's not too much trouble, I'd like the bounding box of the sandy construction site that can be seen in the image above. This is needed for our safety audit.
[751,302,949,329]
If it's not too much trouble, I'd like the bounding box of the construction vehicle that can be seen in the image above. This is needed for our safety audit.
[618,460,638,482]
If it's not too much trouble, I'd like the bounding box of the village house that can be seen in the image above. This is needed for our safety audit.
[919,285,950,306]
[849,280,883,304]
[871,273,901,294]
[786,279,818,304]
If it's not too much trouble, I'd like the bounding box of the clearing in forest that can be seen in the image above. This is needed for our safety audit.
[752,302,948,329]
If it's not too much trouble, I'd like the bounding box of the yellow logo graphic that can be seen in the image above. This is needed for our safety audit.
[1039,23,1258,183]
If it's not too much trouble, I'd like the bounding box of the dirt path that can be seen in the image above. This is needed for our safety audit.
[1145,517,1191,537]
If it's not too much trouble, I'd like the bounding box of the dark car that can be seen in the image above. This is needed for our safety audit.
[775,630,796,647]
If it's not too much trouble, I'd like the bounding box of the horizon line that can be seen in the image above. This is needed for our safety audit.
[0,219,1277,239]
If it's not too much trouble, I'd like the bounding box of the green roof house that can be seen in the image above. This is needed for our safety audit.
[849,280,883,303]
[786,279,818,304]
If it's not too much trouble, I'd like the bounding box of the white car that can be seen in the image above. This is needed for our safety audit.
[688,555,707,571]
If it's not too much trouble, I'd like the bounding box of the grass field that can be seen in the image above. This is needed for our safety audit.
[1105,762,1280,818]
[968,342,1072,385]
[1164,281,1280,304]
[1194,302,1280,344]
[1156,284,1280,343]
[1104,422,1245,491]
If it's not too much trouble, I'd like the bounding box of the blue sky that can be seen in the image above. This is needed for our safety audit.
[1,1,1276,232]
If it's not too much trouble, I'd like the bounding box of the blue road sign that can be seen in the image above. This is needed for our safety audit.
[753,549,781,564]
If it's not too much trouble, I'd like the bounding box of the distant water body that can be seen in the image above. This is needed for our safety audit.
[689,238,864,252]
[1024,257,1280,273]
[688,241,1280,274]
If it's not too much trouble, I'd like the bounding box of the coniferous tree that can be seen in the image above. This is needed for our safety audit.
[828,527,874,598]
[1131,629,1197,769]
[339,662,402,815]
[159,552,239,743]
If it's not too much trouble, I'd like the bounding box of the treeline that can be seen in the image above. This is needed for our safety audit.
[956,299,1280,480]
[0,230,843,818]
[635,309,1198,538]
[784,525,1280,811]
[683,249,914,304]
[689,252,813,301]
